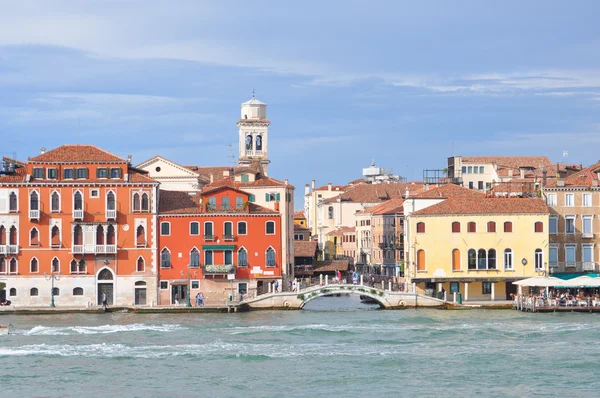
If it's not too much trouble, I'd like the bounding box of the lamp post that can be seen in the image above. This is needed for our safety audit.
[181,268,197,308]
[44,271,61,308]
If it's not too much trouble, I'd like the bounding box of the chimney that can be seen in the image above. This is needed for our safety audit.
[542,167,547,187]
[274,202,280,211]
[311,180,316,190]
[557,179,565,187]
[405,187,410,198]
[223,170,230,177]
[592,180,598,188]
[328,182,332,191]
[210,174,214,183]
[40,147,46,154]
[520,168,525,179]
[127,154,132,164]
[284,178,288,185]
[305,184,310,196]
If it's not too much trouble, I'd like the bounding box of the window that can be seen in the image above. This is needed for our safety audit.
[473,167,479,174]
[477,249,487,269]
[488,249,497,269]
[452,249,460,271]
[417,249,426,271]
[487,221,496,233]
[137,257,144,272]
[482,282,492,295]
[266,221,275,235]
[205,250,213,265]
[73,287,84,296]
[63,168,74,179]
[133,193,140,211]
[222,197,230,211]
[451,222,461,233]
[565,245,576,264]
[266,193,279,202]
[90,189,99,198]
[30,190,39,211]
[9,288,16,296]
[416,222,425,233]
[96,168,108,178]
[52,287,60,296]
[266,247,276,267]
[238,248,248,267]
[462,166,467,174]
[238,222,247,235]
[328,206,334,220]
[504,249,513,270]
[450,282,460,294]
[583,193,592,207]
[106,191,116,212]
[565,216,575,234]
[76,168,89,179]
[467,166,473,173]
[208,197,216,210]
[534,249,543,270]
[534,221,543,233]
[160,222,170,236]
[30,287,38,296]
[0,258,5,274]
[9,226,17,246]
[241,174,249,183]
[136,225,146,247]
[30,228,39,246]
[467,222,476,233]
[583,216,593,235]
[565,193,574,207]
[190,249,200,267]
[72,259,86,274]
[236,197,243,210]
[224,222,233,239]
[160,281,168,290]
[191,281,200,289]
[51,257,59,273]
[30,257,39,273]
[8,191,17,212]
[111,168,122,179]
[161,248,171,268]
[141,193,149,211]
[478,181,483,190]
[204,222,214,239]
[583,244,594,263]
[33,167,44,179]
[486,182,492,191]
[503,221,512,233]
[549,217,558,234]
[238,282,248,295]
[479,166,484,173]
[190,222,199,235]
[468,181,474,189]
[47,168,58,180]
[249,194,255,202]
[74,191,83,210]
[51,191,60,212]
[546,193,557,206]
[549,246,558,264]
[225,250,233,265]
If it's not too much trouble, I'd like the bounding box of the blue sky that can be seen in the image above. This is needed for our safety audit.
[1,1,599,205]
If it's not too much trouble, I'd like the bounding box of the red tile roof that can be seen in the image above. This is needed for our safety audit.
[0,167,27,183]
[357,198,404,215]
[129,169,158,184]
[294,241,318,257]
[327,226,355,236]
[322,182,423,204]
[205,174,293,189]
[412,197,549,216]
[347,178,367,185]
[314,260,350,272]
[158,190,276,215]
[314,184,346,192]
[294,223,311,232]
[547,161,600,188]
[414,183,485,199]
[294,210,306,219]
[462,156,553,168]
[29,145,126,163]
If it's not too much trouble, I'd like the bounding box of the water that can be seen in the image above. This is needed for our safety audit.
[2,295,599,397]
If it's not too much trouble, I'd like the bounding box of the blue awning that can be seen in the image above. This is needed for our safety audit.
[553,273,600,280]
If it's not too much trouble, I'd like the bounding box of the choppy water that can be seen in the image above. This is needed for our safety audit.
[1,295,599,397]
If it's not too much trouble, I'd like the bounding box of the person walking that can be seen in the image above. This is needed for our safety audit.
[102,292,108,308]
[195,293,201,307]
[174,293,179,305]
[274,280,279,293]
[199,292,205,306]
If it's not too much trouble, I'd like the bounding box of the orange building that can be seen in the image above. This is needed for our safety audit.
[0,145,159,307]
[158,186,282,305]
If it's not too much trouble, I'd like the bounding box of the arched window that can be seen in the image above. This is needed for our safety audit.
[73,224,83,245]
[9,288,16,296]
[487,221,496,233]
[73,287,84,296]
[266,247,276,267]
[98,268,113,280]
[137,257,144,272]
[51,257,60,273]
[266,221,275,235]
[73,191,83,210]
[190,249,200,267]
[141,193,149,211]
[0,257,5,274]
[70,259,78,273]
[204,222,214,239]
[52,287,60,296]
[135,281,146,286]
[30,190,39,210]
[452,249,461,271]
[534,222,543,233]
[51,191,60,212]
[504,221,513,233]
[133,193,140,211]
[488,249,497,269]
[238,247,248,267]
[0,225,5,245]
[30,257,39,273]
[237,222,247,235]
[328,206,334,220]
[222,197,230,211]
[477,249,487,269]
[136,225,145,246]
[161,248,170,268]
[256,134,263,150]
[97,225,105,245]
[205,250,213,265]
[51,225,60,248]
[535,249,543,270]
[504,249,513,270]
[9,225,17,245]
[245,135,253,151]
[416,222,425,233]
[451,222,461,233]
[189,222,199,236]
[107,225,115,245]
[417,249,426,271]
[9,191,17,212]
[30,287,38,296]
[467,222,477,233]
[30,228,39,246]
[468,249,477,270]
[9,258,17,274]
[107,191,116,210]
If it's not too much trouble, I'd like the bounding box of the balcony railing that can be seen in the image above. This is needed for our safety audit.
[7,245,18,254]
[29,210,40,220]
[223,234,235,241]
[106,209,117,220]
[72,244,117,254]
[0,246,6,255]
[51,241,61,249]
[203,264,235,274]
[582,232,594,239]
[204,235,215,241]
[73,209,84,220]
[550,262,599,273]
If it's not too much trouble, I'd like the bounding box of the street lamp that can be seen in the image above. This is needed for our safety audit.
[181,267,197,308]
[44,271,61,308]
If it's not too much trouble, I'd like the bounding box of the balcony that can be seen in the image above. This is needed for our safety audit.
[72,244,117,254]
[73,209,84,220]
[106,209,117,220]
[204,235,215,242]
[0,246,5,255]
[29,210,40,220]
[582,232,594,239]
[7,245,18,254]
[550,262,599,274]
[51,241,61,249]
[223,234,235,241]
[203,264,235,275]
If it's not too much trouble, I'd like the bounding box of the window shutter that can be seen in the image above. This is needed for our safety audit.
[84,168,89,179]
[265,193,270,202]
[0,190,8,214]
[249,194,255,202]
[96,169,102,178]
[276,193,280,202]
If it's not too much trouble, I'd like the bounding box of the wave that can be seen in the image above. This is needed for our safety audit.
[19,323,184,336]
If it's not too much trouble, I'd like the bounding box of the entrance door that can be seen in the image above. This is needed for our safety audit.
[506,282,517,300]
[98,283,113,305]
[257,281,264,295]
[135,288,146,305]
[171,285,187,304]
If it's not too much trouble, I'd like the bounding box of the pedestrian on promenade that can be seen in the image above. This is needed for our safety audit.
[102,293,108,308]
[174,293,179,305]
[199,292,205,306]
[275,280,279,293]
[195,293,201,307]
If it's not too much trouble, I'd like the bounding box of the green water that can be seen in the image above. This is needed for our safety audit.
[1,296,598,397]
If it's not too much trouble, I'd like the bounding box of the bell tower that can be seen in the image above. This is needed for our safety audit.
[237,95,270,175]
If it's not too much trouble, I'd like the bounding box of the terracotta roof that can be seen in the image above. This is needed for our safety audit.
[29,145,126,163]
[0,167,27,183]
[462,156,553,168]
[294,224,311,232]
[327,226,355,236]
[347,178,367,185]
[322,182,424,204]
[159,190,276,215]
[356,198,404,215]
[184,166,236,182]
[412,197,549,216]
[129,169,158,184]
[294,241,318,257]
[314,260,350,272]
[294,210,306,219]
[414,183,485,199]
[205,174,293,189]
[314,184,346,192]
[546,161,600,188]
[2,157,25,167]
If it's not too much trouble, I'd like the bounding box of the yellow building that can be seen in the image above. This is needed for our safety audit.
[407,196,549,301]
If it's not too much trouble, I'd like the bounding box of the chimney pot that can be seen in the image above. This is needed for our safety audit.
[328,182,332,191]
[40,147,46,154]
[284,179,288,185]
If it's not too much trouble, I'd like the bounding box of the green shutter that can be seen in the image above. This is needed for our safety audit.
[241,174,249,182]
[249,194,255,202]
[276,193,280,202]
[265,193,270,202]
[84,168,89,179]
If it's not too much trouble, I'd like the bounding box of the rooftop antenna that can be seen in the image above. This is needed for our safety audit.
[252,89,256,98]
[227,144,236,189]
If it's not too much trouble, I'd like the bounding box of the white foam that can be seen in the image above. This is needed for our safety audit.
[23,323,184,336]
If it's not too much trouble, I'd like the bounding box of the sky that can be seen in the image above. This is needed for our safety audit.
[1,0,599,206]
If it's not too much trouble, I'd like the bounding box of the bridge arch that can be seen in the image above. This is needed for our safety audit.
[297,284,390,309]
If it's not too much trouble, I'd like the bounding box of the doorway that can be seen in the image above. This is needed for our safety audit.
[98,283,114,305]
[171,285,187,305]
[505,282,517,300]
[135,288,146,305]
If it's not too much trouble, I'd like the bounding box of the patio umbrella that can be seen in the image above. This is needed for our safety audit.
[558,276,600,288]
[513,276,565,287]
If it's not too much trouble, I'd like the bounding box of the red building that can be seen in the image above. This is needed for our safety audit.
[158,186,282,305]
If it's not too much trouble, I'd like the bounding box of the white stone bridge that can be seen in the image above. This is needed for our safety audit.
[241,284,450,310]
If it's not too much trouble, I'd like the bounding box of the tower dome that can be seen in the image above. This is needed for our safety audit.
[241,97,267,120]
